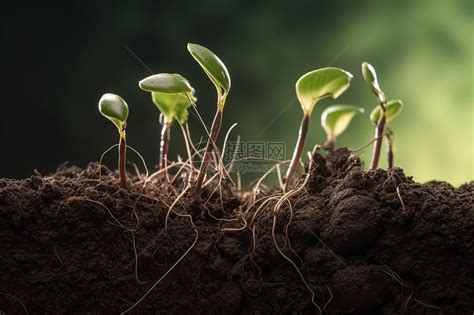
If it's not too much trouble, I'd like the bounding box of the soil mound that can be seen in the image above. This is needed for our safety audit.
[1,149,472,314]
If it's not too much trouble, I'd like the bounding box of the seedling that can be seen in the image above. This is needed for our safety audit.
[362,62,403,169]
[284,67,352,191]
[362,61,389,170]
[370,99,403,168]
[98,93,129,189]
[321,104,364,150]
[187,43,231,193]
[139,73,196,181]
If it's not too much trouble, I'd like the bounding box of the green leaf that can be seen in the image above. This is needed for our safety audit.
[321,104,365,139]
[295,67,353,116]
[187,43,231,107]
[370,99,403,124]
[151,92,193,124]
[361,62,384,98]
[98,93,129,131]
[139,73,194,95]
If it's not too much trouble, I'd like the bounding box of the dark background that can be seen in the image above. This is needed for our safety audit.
[2,0,472,185]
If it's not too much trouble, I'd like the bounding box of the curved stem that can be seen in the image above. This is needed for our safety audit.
[195,109,223,193]
[160,123,171,182]
[284,114,309,192]
[119,133,128,189]
[370,107,386,170]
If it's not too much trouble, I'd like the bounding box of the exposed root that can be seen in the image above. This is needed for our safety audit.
[382,265,411,289]
[131,232,146,284]
[220,212,248,232]
[99,144,119,180]
[266,152,322,312]
[63,197,136,231]
[396,185,407,212]
[52,246,64,270]
[126,145,149,181]
[282,200,304,266]
[121,214,199,314]
[165,185,191,233]
[413,299,443,313]
[382,265,443,314]
[322,284,333,313]
[0,291,29,314]
[271,214,321,314]
[400,290,414,314]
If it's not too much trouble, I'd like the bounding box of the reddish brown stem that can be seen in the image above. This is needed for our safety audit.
[160,123,171,182]
[386,132,394,169]
[284,115,309,192]
[195,109,223,193]
[370,111,386,170]
[118,134,127,189]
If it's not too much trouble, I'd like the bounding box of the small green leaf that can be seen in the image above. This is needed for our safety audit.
[139,73,194,95]
[98,93,129,131]
[321,104,365,139]
[187,43,231,106]
[296,67,352,116]
[361,62,384,98]
[151,92,193,124]
[370,99,403,124]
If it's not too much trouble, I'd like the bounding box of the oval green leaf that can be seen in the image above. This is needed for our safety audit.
[321,104,365,139]
[98,93,129,131]
[187,43,231,106]
[361,62,384,98]
[139,73,194,94]
[370,99,403,124]
[296,67,353,116]
[151,92,193,124]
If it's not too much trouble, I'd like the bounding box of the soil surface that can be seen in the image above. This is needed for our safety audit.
[0,148,473,314]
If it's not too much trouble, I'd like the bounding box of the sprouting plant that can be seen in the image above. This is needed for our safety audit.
[139,73,196,182]
[98,93,129,189]
[187,43,231,193]
[321,105,365,151]
[362,62,403,169]
[370,99,403,168]
[284,67,352,191]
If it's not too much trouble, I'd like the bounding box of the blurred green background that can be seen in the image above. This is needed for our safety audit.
[2,0,472,186]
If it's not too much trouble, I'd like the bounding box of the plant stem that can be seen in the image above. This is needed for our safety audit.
[385,130,394,169]
[195,109,223,193]
[160,123,171,182]
[323,136,335,152]
[370,105,386,170]
[118,133,127,189]
[284,114,309,192]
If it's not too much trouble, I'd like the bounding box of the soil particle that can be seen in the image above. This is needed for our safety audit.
[1,150,473,314]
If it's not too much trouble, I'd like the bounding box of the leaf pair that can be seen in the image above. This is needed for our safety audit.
[362,62,403,124]
[139,73,195,124]
[370,100,403,124]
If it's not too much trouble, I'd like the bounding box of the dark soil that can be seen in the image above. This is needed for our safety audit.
[0,148,473,314]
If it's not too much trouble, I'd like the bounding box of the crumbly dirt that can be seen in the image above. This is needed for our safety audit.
[0,148,472,314]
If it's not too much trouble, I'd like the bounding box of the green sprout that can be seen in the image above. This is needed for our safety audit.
[187,43,231,193]
[362,62,402,169]
[370,99,403,168]
[284,67,352,191]
[139,73,196,182]
[98,93,129,189]
[321,105,364,151]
